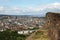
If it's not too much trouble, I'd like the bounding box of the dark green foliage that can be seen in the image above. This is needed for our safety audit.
[0,29,27,40]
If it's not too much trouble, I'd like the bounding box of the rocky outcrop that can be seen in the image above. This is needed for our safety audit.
[45,12,60,40]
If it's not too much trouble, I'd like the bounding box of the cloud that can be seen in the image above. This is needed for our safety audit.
[0,6,4,11]
[0,2,60,15]
[37,2,60,11]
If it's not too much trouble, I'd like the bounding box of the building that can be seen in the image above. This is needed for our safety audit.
[18,30,35,34]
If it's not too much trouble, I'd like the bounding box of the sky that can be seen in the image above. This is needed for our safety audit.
[0,0,60,16]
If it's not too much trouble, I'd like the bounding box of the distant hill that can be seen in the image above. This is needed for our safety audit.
[0,14,45,17]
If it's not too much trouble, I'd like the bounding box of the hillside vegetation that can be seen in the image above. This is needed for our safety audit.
[26,28,50,40]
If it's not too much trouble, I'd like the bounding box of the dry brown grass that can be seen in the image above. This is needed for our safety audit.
[32,29,50,40]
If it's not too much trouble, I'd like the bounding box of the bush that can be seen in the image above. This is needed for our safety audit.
[0,29,27,40]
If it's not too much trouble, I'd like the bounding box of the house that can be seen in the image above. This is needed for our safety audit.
[0,27,6,32]
[18,30,35,34]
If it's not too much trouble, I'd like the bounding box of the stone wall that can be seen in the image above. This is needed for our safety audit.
[45,12,60,40]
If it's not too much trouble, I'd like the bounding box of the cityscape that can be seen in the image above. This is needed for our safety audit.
[0,0,60,40]
[0,15,45,32]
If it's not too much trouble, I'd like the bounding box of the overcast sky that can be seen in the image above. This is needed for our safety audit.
[0,0,60,15]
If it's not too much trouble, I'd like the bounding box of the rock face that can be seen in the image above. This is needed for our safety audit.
[45,12,60,40]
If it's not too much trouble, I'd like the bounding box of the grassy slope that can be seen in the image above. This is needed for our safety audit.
[32,29,50,40]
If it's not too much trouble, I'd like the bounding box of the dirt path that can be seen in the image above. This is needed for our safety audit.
[25,29,40,40]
